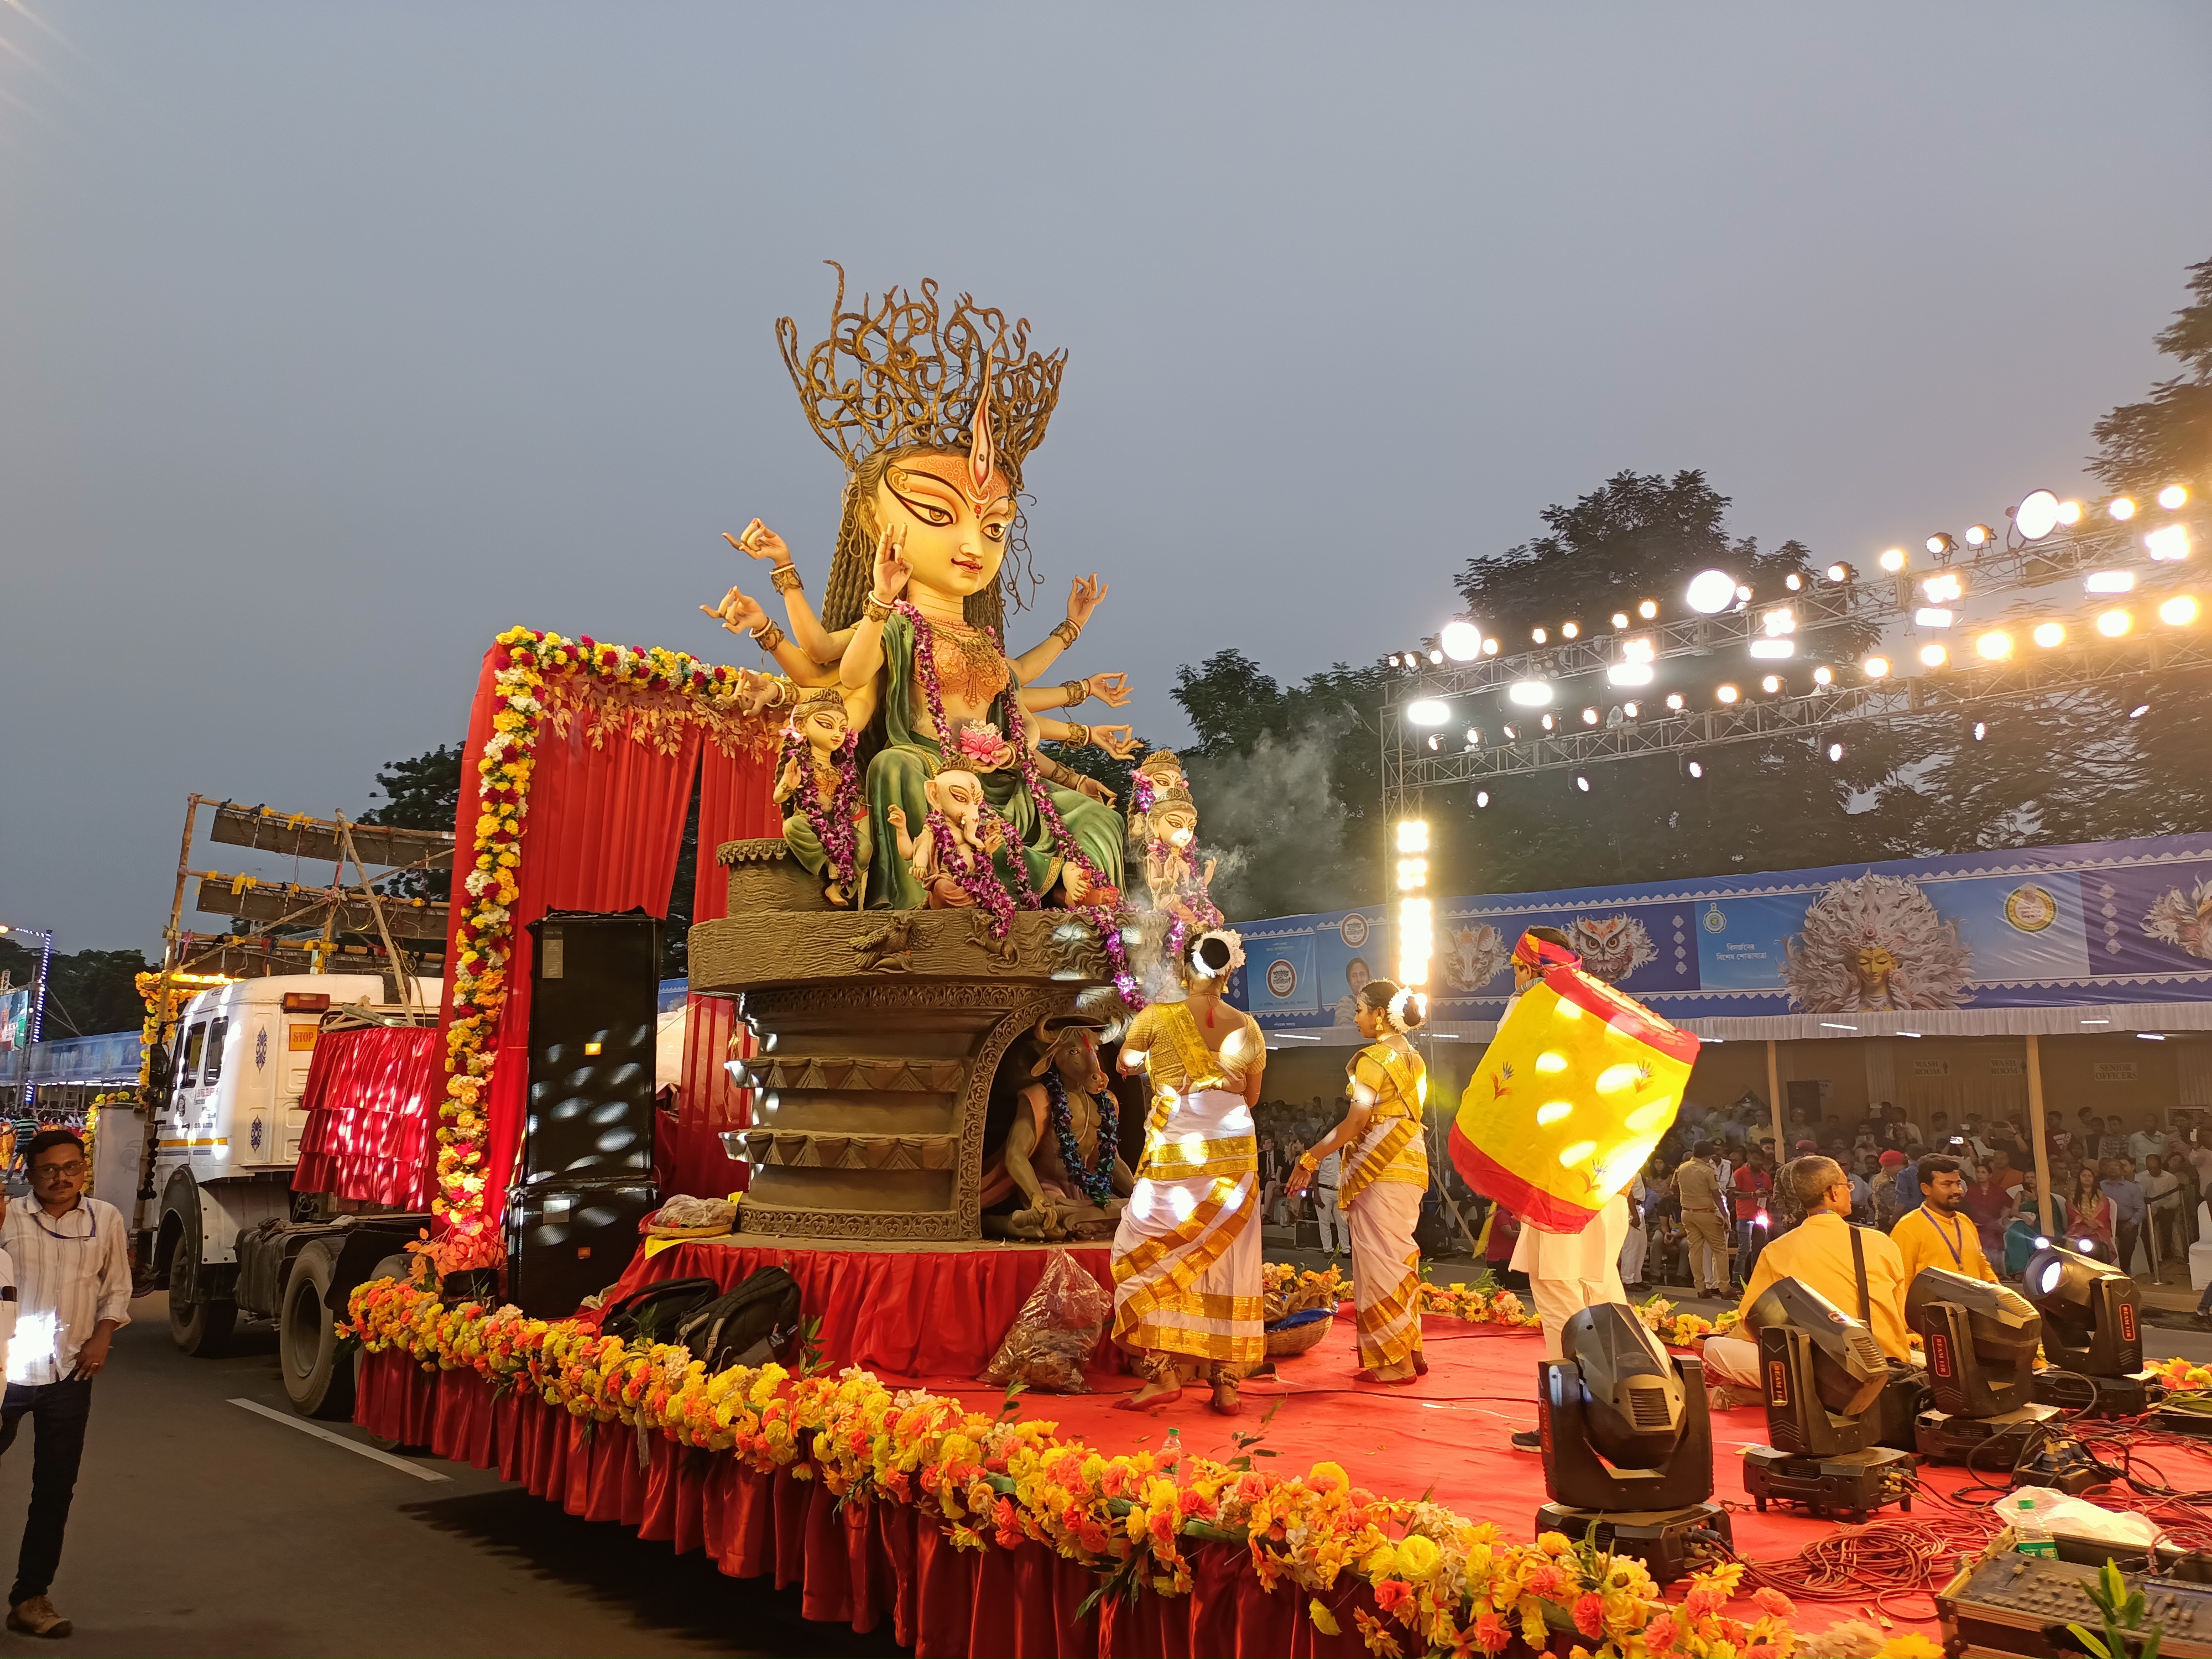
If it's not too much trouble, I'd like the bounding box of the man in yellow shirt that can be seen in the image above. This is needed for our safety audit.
[1890,1155,1999,1287]
[1703,1155,1911,1390]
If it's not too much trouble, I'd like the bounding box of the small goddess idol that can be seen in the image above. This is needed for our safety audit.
[774,688,870,907]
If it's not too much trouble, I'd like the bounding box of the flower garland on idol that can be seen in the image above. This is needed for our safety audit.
[342,1273,1882,1659]
[438,626,754,1270]
[1042,1068,1119,1204]
[777,718,866,895]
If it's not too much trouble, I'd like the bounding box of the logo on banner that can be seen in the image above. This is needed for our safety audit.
[1703,905,1726,933]
[2005,884,2058,933]
[1266,959,1298,999]
[1341,913,1371,948]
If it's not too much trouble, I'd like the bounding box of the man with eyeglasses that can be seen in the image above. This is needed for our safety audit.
[0,1129,133,1639]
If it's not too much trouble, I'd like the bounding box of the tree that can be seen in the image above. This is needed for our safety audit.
[0,942,153,1039]
[2090,256,2212,497]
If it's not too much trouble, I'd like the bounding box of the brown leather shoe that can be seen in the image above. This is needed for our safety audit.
[8,1595,71,1638]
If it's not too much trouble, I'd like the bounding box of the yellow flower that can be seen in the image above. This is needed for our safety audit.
[1394,1533,1441,1580]
[1876,1638,1944,1659]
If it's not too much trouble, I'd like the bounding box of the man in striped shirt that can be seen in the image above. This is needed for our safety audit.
[0,1129,133,1640]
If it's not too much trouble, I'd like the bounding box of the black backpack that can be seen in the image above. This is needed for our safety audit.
[600,1276,721,1345]
[675,1266,804,1373]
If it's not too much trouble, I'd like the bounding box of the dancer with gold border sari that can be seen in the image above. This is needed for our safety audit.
[1109,930,1266,1415]
[1290,977,1430,1383]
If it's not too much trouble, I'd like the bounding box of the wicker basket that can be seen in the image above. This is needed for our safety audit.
[1263,1303,1339,1358]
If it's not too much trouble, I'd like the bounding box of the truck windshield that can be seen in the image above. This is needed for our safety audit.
[202,1018,228,1086]
[181,1022,208,1086]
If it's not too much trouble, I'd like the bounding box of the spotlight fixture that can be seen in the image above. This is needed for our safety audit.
[2108,497,2137,521]
[2159,484,2190,510]
[1475,790,1490,808]
[1502,723,1517,740]
[1913,608,1955,628]
[1687,760,1703,779]
[1440,620,1483,660]
[2032,622,2065,648]
[1665,693,1684,711]
[1919,643,1948,667]
[1606,662,1655,687]
[1428,648,1444,665]
[1734,583,1753,602]
[1926,533,1957,557]
[1508,679,1553,707]
[1760,675,1782,693]
[2096,609,2132,638]
[1762,606,1796,636]
[1637,599,1658,619]
[1863,655,1891,678]
[1923,572,1965,604]
[2146,524,2191,561]
[1716,684,1740,704]
[1879,547,1908,573]
[1574,775,1590,793]
[1976,631,2012,660]
[1622,701,1640,718]
[1540,713,1556,731]
[2057,499,2084,526]
[1426,734,1442,750]
[1785,572,1803,592]
[1827,743,1843,762]
[1532,626,1549,644]
[1562,622,1580,639]
[1684,570,1738,614]
[1465,727,1482,744]
[1964,524,1994,546]
[1387,654,1402,667]
[1813,665,1833,686]
[1581,706,1599,726]
[1610,611,1630,630]
[2159,596,2198,625]
[1622,637,1657,664]
[2084,570,2135,594]
[1407,699,1451,726]
[1826,561,1856,583]
[2015,490,2061,540]
[1482,636,1500,656]
[1749,639,1794,660]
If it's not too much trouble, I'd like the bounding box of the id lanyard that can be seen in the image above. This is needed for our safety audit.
[1926,1208,1967,1269]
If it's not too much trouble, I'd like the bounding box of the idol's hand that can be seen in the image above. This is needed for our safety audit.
[1066,573,1107,630]
[776,757,803,794]
[1086,671,1132,709]
[1072,774,1116,807]
[702,586,768,634]
[873,524,911,602]
[885,805,907,831]
[1090,724,1139,761]
[724,519,793,567]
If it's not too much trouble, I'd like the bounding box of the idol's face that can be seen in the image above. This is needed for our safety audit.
[801,704,848,753]
[877,456,1014,598]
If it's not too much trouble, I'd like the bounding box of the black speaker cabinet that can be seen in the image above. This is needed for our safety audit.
[524,911,660,1183]
[504,1178,658,1319]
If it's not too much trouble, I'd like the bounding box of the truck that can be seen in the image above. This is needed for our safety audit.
[137,972,442,1417]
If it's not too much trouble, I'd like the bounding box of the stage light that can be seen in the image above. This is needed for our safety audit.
[1396,857,1428,890]
[1574,775,1590,793]
[1483,636,1500,656]
[1623,636,1657,663]
[2015,490,2061,540]
[1919,643,1948,667]
[1827,562,1856,583]
[2146,524,2191,561]
[1562,622,1580,639]
[1973,722,1987,741]
[1532,626,1549,644]
[1879,547,1908,573]
[1785,572,1803,592]
[2160,484,2190,510]
[1606,662,1654,687]
[1428,648,1444,664]
[1638,598,1658,619]
[2097,609,2132,637]
[1503,723,1517,740]
[1762,606,1796,636]
[1441,620,1483,660]
[1687,760,1703,779]
[2058,499,2084,526]
[1541,713,1556,731]
[1387,654,1401,667]
[1813,665,1833,686]
[1749,639,1794,659]
[2032,622,2065,648]
[1926,533,1956,557]
[1913,607,1955,628]
[1665,693,1684,711]
[1396,820,1429,853]
[1685,570,1738,614]
[2109,497,2137,521]
[2160,596,2198,625]
[1582,706,1599,726]
[1426,734,1442,750]
[1622,701,1640,718]
[1465,726,1481,744]
[1475,790,1490,808]
[1827,742,1844,762]
[1610,611,1630,630]
[1760,675,1782,693]
[1864,655,1891,677]
[1965,523,1994,546]
[1976,631,2012,660]
[2085,570,2135,594]
[1508,680,1553,707]
[1923,572,1965,604]
[1716,684,1740,704]
[1407,699,1451,726]
[1734,583,1753,602]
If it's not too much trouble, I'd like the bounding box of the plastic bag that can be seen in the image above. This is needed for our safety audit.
[983,1250,1111,1394]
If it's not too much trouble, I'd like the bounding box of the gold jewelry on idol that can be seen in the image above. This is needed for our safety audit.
[1049,618,1082,649]
[750,620,786,653]
[769,564,804,594]
[861,591,897,624]
[1060,678,1089,707]
[1063,723,1091,747]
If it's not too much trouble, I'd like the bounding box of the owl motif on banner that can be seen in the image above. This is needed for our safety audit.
[1564,914,1657,984]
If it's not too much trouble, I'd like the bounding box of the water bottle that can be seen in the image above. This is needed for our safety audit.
[2012,1495,2057,1558]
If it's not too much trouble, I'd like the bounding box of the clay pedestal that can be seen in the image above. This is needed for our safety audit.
[686,838,1110,1241]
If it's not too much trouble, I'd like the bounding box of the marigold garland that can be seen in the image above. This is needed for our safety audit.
[343,1276,1880,1657]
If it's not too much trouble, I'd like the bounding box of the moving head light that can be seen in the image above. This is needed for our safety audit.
[2024,1241,2161,1417]
[1739,1277,1918,1522]
[1906,1267,2059,1467]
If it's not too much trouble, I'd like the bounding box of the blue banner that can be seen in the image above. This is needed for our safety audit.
[1241,833,2212,1025]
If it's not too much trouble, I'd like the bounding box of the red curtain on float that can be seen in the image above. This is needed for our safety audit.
[291,1025,441,1209]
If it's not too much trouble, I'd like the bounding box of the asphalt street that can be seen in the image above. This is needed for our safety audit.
[0,1295,904,1658]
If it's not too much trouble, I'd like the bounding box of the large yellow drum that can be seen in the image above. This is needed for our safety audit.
[1446,964,1700,1234]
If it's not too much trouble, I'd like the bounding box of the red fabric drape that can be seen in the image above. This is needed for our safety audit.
[440,649,710,1216]
[291,1025,441,1209]
[664,741,780,1199]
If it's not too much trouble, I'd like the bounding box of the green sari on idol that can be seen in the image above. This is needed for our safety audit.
[863,611,1126,911]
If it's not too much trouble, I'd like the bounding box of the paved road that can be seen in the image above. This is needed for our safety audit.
[0,1295,904,1657]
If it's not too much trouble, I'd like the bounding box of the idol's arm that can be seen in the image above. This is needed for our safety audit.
[1009,573,1106,685]
[1017,670,1131,712]
[839,527,909,691]
[722,523,854,667]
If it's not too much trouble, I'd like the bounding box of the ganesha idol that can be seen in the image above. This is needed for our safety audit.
[703,266,1142,919]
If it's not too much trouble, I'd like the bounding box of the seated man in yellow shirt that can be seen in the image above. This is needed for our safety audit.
[1703,1154,1911,1392]
[1890,1154,1999,1287]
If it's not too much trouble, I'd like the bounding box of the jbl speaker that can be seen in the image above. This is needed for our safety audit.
[524,911,659,1183]
[504,1177,657,1319]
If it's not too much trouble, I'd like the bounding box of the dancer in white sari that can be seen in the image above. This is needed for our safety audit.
[1110,930,1266,1415]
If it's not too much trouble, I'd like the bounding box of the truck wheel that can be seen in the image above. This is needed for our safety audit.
[280,1240,353,1419]
[169,1286,237,1357]
[369,1252,414,1285]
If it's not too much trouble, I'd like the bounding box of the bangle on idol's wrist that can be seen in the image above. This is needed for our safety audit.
[1050,618,1082,649]
[750,620,786,652]
[1060,677,1089,707]
[1064,722,1091,747]
[768,564,803,595]
[862,591,896,623]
